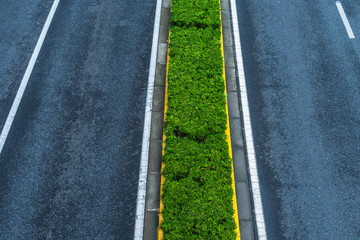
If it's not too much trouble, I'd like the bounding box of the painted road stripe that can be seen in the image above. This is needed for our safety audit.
[133,0,162,238]
[0,0,60,155]
[229,0,267,239]
[336,1,355,39]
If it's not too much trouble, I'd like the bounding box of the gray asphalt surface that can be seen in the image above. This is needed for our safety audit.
[0,0,53,130]
[0,0,156,239]
[236,0,360,239]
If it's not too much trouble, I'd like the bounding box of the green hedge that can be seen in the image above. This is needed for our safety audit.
[171,0,221,29]
[161,0,237,239]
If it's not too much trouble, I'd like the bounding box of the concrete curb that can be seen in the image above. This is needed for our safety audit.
[143,0,171,239]
[143,0,257,239]
[221,0,256,239]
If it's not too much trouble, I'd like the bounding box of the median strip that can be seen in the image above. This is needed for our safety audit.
[159,0,240,239]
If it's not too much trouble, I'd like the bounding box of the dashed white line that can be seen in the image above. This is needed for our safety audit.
[0,0,60,155]
[229,0,267,239]
[336,1,355,39]
[133,0,162,238]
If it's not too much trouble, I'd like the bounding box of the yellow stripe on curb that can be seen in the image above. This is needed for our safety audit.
[220,1,242,239]
[158,2,240,239]
[158,29,170,240]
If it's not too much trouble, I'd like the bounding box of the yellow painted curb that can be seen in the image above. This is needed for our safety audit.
[158,29,170,240]
[158,2,241,239]
[220,2,242,239]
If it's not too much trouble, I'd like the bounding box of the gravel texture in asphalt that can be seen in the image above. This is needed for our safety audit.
[0,1,156,239]
[235,0,360,239]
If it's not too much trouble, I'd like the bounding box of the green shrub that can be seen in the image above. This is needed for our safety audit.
[166,27,226,140]
[161,0,237,239]
[162,136,236,239]
[171,0,221,29]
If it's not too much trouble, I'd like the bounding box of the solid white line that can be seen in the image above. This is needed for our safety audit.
[229,0,267,239]
[0,0,60,154]
[133,0,162,238]
[336,1,355,39]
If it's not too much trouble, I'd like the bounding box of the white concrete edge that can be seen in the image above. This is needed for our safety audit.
[0,0,60,155]
[133,0,162,239]
[336,1,355,39]
[228,0,267,239]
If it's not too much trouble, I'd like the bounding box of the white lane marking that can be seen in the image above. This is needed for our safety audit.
[133,0,162,238]
[229,0,267,239]
[336,1,355,39]
[0,0,60,154]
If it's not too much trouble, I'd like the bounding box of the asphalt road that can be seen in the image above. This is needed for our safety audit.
[236,0,360,239]
[0,0,156,239]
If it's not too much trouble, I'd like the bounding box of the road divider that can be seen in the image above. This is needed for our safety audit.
[159,0,239,239]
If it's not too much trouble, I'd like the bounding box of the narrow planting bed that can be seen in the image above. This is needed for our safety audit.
[160,0,237,239]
